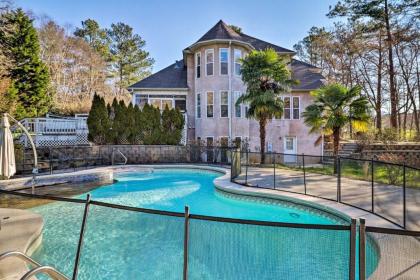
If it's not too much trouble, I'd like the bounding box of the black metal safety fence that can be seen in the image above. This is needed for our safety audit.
[1,186,420,279]
[230,150,420,231]
[15,145,234,175]
[0,189,353,280]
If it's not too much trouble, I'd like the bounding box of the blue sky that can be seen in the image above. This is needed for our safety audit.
[17,0,338,72]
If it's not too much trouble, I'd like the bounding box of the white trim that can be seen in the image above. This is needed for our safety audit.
[292,96,301,120]
[196,92,201,119]
[283,136,298,163]
[220,90,229,118]
[128,88,188,91]
[219,48,229,76]
[205,49,214,76]
[283,96,291,120]
[206,91,214,118]
[233,91,242,118]
[233,48,242,76]
[195,52,201,79]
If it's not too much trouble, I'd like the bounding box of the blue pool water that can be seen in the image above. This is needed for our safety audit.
[30,168,378,279]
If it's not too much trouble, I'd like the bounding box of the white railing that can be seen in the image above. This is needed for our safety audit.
[181,113,187,145]
[18,117,89,147]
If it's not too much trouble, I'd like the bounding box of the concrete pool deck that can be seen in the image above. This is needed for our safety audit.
[0,164,419,279]
[0,208,43,280]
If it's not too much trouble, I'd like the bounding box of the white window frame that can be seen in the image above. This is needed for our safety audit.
[205,49,214,76]
[283,96,291,120]
[234,49,242,76]
[206,136,214,146]
[195,52,201,79]
[219,48,229,76]
[206,91,214,118]
[234,91,242,118]
[292,96,301,120]
[196,92,201,119]
[148,97,174,111]
[220,90,229,118]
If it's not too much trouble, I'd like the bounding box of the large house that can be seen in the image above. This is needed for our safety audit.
[128,20,325,158]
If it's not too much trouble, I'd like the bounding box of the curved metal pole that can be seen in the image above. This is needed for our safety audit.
[21,266,69,280]
[0,251,42,267]
[5,113,38,193]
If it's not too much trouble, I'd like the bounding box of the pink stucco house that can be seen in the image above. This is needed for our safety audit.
[128,20,325,159]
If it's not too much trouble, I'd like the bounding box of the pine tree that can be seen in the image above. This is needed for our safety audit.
[0,9,51,119]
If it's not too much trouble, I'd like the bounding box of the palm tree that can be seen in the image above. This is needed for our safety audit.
[237,49,296,163]
[302,83,370,172]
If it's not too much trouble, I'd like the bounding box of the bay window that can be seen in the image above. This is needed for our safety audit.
[196,93,201,118]
[234,49,242,76]
[220,48,229,75]
[206,91,214,117]
[220,91,229,117]
[195,52,201,78]
[205,49,214,76]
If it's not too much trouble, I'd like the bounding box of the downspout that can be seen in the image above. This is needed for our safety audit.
[228,41,232,140]
[6,113,38,194]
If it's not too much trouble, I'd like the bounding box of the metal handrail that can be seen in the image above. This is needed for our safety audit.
[0,251,42,267]
[0,251,69,280]
[111,148,127,165]
[21,266,69,280]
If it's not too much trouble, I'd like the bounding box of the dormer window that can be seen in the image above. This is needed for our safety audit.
[195,52,201,78]
[220,48,229,75]
[205,49,214,76]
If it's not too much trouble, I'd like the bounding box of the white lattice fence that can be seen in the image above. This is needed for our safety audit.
[19,117,89,147]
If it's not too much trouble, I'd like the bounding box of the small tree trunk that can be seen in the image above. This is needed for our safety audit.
[259,118,267,164]
[333,127,340,174]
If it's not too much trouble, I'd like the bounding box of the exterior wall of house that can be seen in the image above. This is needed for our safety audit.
[186,42,322,155]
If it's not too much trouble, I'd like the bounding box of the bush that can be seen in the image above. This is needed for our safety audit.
[87,96,185,145]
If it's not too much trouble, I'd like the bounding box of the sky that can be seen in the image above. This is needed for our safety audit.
[17,0,338,72]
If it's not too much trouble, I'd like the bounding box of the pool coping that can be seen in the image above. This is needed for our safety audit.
[1,164,418,279]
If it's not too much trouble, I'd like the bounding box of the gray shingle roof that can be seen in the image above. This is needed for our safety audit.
[291,59,325,90]
[188,20,295,53]
[128,60,187,89]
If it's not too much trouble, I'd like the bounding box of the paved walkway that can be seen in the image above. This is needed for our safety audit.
[235,166,420,231]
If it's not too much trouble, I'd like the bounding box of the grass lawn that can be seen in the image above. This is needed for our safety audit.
[256,161,420,188]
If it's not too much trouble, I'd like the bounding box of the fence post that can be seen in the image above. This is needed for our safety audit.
[371,158,374,213]
[183,206,190,280]
[245,150,248,185]
[337,156,341,202]
[359,218,366,280]
[302,153,306,194]
[403,164,406,229]
[72,194,91,280]
[273,153,276,189]
[349,218,357,280]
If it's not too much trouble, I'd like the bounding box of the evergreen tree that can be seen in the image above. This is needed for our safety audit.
[141,103,161,144]
[161,106,185,145]
[87,93,109,144]
[0,9,51,119]
[132,105,143,144]
[107,22,154,95]
[74,19,110,59]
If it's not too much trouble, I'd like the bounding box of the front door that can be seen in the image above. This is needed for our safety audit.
[284,137,297,163]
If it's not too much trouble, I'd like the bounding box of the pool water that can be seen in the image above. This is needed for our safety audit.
[30,168,378,279]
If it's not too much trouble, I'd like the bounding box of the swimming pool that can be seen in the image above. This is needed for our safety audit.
[30,168,378,279]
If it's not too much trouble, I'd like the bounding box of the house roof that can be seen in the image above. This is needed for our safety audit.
[128,60,187,89]
[128,21,324,91]
[291,59,325,90]
[186,20,295,53]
